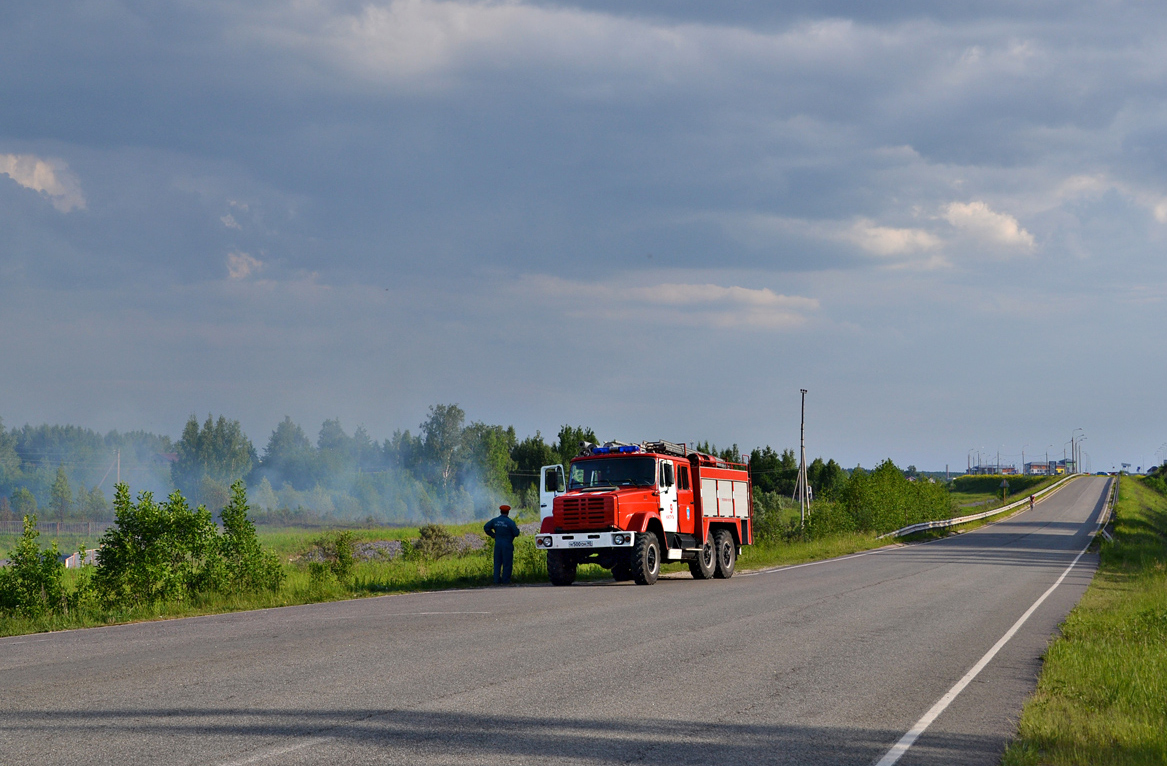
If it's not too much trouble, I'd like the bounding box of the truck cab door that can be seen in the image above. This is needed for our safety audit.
[659,460,679,533]
[539,464,565,521]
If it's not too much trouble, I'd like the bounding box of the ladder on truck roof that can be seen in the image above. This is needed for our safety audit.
[644,440,688,458]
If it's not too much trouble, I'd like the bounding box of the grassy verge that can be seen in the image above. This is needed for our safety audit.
[949,475,1062,512]
[1002,477,1167,765]
[18,488,1039,637]
[0,531,106,561]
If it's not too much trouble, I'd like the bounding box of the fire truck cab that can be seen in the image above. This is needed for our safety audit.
[535,440,753,585]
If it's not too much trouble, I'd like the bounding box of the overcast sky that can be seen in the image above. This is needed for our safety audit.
[2,0,1165,471]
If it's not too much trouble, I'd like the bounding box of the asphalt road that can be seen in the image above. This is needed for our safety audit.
[0,477,1109,766]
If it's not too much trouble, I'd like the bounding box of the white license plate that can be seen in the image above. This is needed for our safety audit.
[568,540,594,547]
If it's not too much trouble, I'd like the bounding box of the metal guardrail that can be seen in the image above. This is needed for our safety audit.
[1099,475,1118,542]
[877,474,1079,540]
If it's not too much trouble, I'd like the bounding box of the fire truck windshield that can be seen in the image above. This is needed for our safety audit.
[569,457,656,489]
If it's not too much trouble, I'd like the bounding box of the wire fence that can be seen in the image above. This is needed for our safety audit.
[0,520,114,537]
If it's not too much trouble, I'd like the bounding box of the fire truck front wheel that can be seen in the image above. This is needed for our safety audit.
[713,529,736,579]
[631,533,661,585]
[547,550,577,586]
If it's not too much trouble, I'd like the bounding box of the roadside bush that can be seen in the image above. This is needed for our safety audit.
[93,485,223,608]
[1144,473,1167,497]
[412,524,460,560]
[806,501,858,537]
[510,536,548,581]
[0,515,66,618]
[219,482,285,593]
[93,481,283,609]
[840,460,953,534]
[308,530,356,587]
[751,489,790,542]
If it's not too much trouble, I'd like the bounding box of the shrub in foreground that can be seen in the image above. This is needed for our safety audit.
[94,481,282,609]
[0,515,67,618]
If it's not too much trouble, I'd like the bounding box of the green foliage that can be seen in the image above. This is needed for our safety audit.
[10,487,36,517]
[218,481,284,593]
[308,530,357,587]
[510,431,559,493]
[75,484,110,520]
[50,466,73,522]
[806,500,860,536]
[0,515,66,618]
[1004,476,1167,765]
[411,524,460,560]
[420,404,466,489]
[92,481,280,609]
[460,422,517,501]
[809,457,848,500]
[93,485,223,608]
[172,414,255,504]
[950,474,1050,496]
[0,416,20,487]
[1143,470,1167,497]
[554,425,598,467]
[751,489,797,542]
[258,416,317,490]
[838,459,953,534]
[750,445,795,494]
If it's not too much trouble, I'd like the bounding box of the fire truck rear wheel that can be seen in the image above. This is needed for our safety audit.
[688,536,716,580]
[631,533,661,585]
[547,550,577,586]
[713,529,736,579]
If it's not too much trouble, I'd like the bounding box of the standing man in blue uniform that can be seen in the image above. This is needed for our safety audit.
[484,504,521,584]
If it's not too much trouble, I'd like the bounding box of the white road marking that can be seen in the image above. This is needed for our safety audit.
[391,611,492,616]
[873,527,1098,765]
[220,736,333,765]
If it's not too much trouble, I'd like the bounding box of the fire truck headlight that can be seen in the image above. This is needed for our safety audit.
[612,533,626,545]
[536,536,550,548]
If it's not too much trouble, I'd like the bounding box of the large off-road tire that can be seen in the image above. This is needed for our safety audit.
[713,529,736,579]
[547,550,577,586]
[687,535,717,580]
[631,532,661,585]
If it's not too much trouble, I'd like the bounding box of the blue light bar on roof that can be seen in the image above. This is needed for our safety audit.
[618,445,640,453]
[592,447,610,454]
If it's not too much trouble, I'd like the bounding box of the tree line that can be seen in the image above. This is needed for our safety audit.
[3,405,926,525]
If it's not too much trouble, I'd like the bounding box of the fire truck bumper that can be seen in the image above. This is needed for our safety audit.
[534,532,636,550]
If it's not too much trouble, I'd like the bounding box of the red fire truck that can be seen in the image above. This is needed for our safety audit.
[535,440,753,585]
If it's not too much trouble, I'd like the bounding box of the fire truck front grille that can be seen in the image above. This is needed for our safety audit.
[560,497,611,529]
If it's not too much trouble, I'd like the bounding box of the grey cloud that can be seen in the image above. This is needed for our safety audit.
[3,1,1166,468]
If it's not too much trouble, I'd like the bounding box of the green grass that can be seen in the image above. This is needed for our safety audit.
[0,531,105,561]
[0,519,595,638]
[1002,477,1167,766]
[949,475,1061,511]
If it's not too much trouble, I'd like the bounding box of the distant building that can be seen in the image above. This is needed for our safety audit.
[969,464,1017,475]
[60,549,100,568]
[1024,462,1051,475]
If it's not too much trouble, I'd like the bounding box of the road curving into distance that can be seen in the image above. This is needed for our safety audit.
[0,477,1110,765]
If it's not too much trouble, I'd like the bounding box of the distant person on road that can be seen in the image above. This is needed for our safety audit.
[1029,495,1035,511]
[485,505,521,585]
